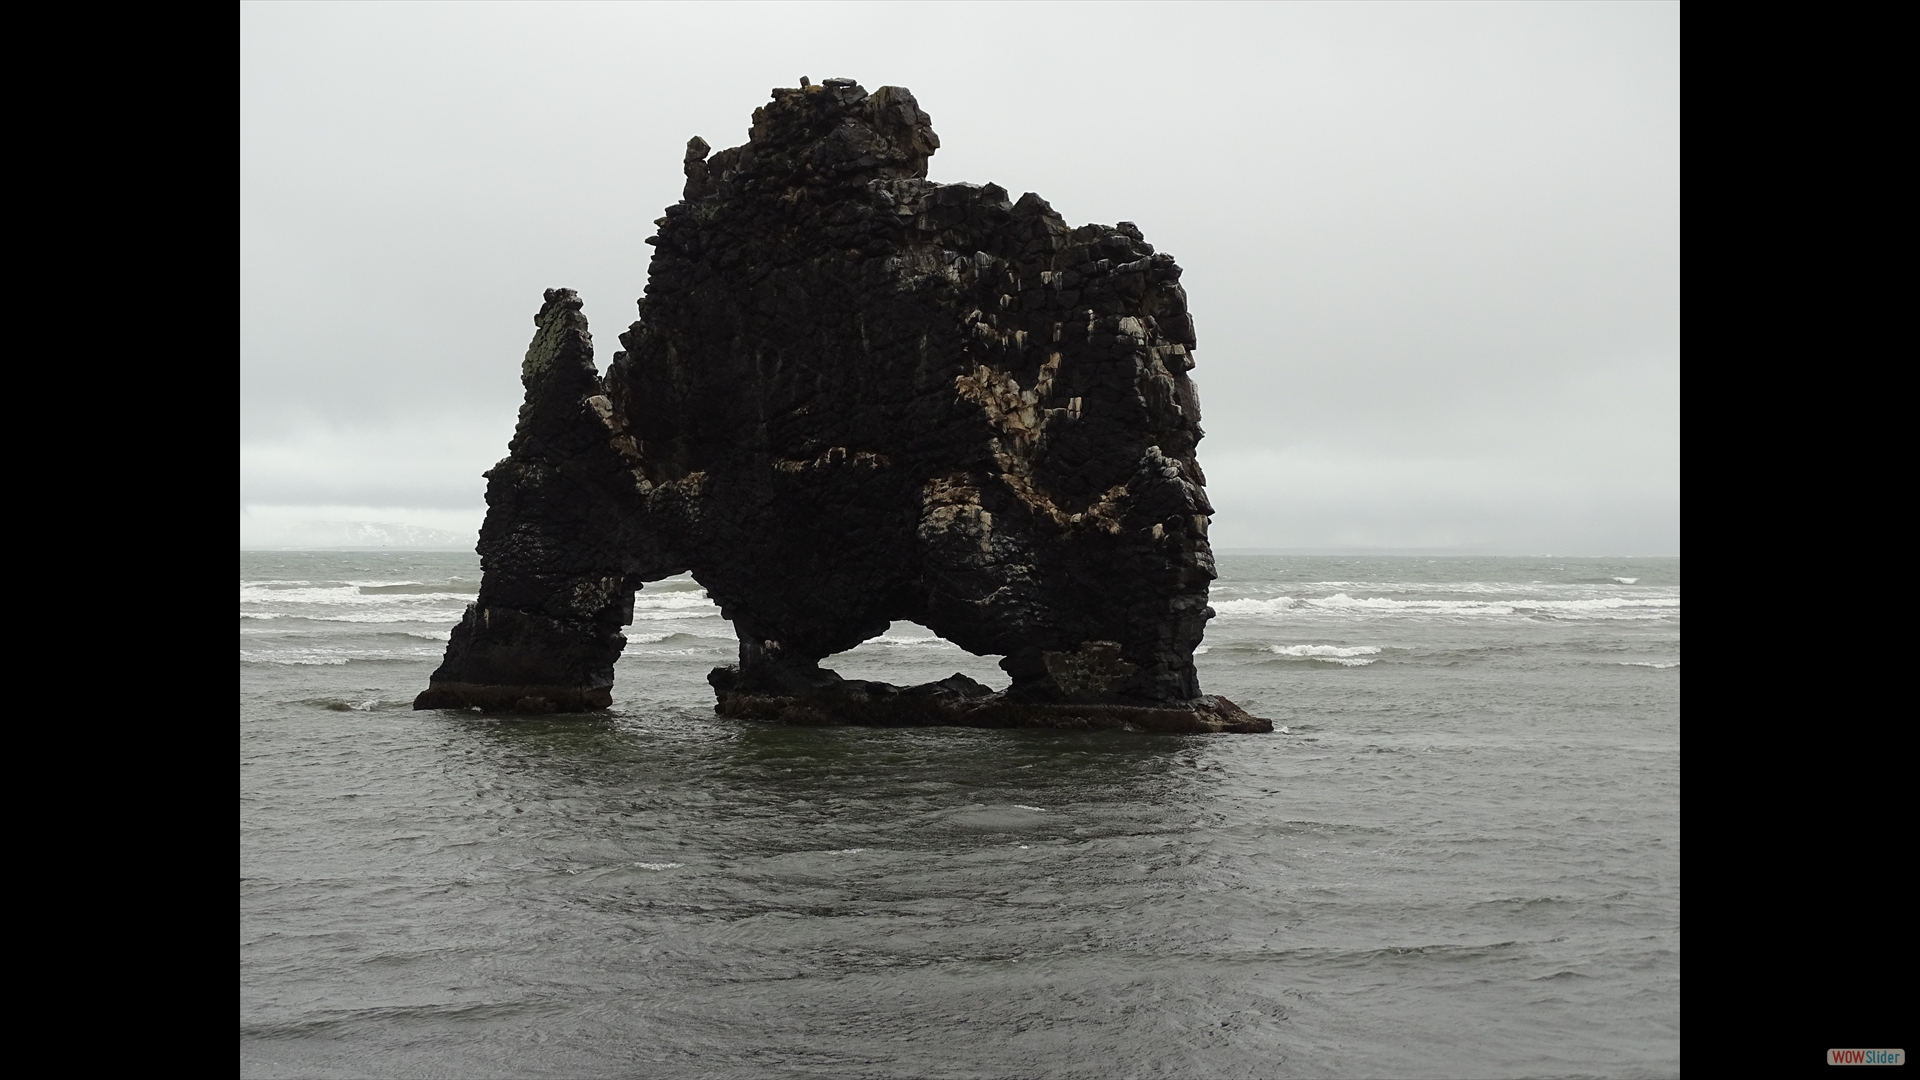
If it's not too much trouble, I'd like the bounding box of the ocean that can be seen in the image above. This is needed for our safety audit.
[240,551,1679,1078]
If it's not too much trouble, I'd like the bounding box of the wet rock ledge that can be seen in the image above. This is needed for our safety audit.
[415,77,1272,734]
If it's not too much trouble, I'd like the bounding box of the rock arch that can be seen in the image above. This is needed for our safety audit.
[414,79,1270,733]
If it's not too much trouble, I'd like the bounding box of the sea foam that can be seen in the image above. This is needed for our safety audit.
[1270,644,1383,666]
[1213,591,1678,621]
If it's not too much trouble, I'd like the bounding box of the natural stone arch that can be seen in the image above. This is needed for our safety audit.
[415,79,1269,733]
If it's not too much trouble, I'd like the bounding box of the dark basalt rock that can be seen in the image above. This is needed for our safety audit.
[415,79,1271,734]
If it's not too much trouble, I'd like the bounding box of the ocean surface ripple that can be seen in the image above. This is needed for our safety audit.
[241,552,1679,1079]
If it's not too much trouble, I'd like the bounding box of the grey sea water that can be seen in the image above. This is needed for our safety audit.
[240,552,1679,1078]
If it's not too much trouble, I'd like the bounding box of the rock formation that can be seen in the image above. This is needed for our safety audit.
[415,78,1270,733]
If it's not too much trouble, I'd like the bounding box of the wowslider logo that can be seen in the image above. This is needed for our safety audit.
[1829,1049,1905,1066]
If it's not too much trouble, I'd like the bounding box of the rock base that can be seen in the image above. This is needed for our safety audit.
[413,682,612,714]
[712,682,1272,733]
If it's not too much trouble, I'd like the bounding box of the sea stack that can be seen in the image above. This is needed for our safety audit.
[415,79,1270,733]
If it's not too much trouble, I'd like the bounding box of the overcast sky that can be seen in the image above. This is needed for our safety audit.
[241,1,1677,553]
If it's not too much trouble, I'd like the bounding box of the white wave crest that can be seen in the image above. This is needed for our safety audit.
[240,584,476,605]
[1618,660,1679,669]
[242,643,443,664]
[1297,593,1677,619]
[240,651,348,666]
[1270,644,1382,657]
[1211,583,1680,619]
[1211,597,1298,613]
[627,631,734,647]
[1613,577,1640,585]
[1270,644,1381,666]
[633,592,721,610]
[633,862,682,870]
[286,610,471,625]
[862,634,960,648]
[623,646,734,658]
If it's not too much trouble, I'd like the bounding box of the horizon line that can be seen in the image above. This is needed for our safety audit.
[240,545,1679,558]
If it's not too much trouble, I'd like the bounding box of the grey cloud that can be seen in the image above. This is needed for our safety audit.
[241,2,1677,553]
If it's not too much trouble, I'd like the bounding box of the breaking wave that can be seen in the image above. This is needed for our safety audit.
[860,634,962,649]
[1269,644,1382,667]
[241,583,475,605]
[1212,592,1677,621]
[1211,597,1298,614]
[242,645,444,665]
